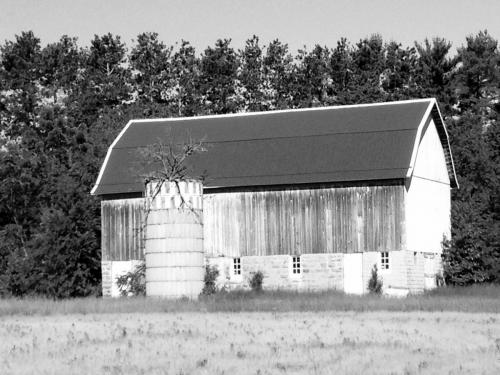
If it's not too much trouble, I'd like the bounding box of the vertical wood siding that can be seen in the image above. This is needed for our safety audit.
[204,184,405,257]
[101,198,145,261]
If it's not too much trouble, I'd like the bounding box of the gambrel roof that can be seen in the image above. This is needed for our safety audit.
[91,98,458,196]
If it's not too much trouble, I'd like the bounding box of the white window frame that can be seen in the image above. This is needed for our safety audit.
[379,251,390,273]
[232,257,242,281]
[291,255,302,278]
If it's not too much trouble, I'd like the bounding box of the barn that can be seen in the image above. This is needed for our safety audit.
[91,98,458,297]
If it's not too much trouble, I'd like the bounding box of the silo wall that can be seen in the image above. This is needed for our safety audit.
[144,180,204,298]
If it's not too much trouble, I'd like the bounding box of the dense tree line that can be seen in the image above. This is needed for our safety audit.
[0,31,498,297]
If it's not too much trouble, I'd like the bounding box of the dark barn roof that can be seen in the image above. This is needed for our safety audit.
[91,98,458,196]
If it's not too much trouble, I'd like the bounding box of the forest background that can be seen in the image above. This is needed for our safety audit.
[0,31,498,297]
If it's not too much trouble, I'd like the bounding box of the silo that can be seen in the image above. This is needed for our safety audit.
[144,180,204,298]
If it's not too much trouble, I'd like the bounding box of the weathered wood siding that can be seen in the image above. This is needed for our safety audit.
[101,198,145,261]
[204,183,405,257]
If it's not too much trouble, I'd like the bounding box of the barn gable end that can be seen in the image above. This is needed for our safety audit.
[405,117,451,254]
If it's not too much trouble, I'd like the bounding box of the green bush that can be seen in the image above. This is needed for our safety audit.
[116,263,146,297]
[367,265,383,294]
[249,271,264,292]
[201,264,219,295]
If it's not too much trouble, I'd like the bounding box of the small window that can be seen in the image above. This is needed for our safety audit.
[233,258,241,275]
[380,252,390,270]
[292,256,301,274]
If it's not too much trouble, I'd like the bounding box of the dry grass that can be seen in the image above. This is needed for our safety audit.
[1,284,500,316]
[1,311,499,375]
[1,286,499,374]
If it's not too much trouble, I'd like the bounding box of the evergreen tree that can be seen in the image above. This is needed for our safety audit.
[329,38,355,104]
[293,45,332,107]
[262,39,294,109]
[75,33,131,121]
[381,41,419,100]
[199,39,239,114]
[414,37,457,106]
[0,31,42,137]
[238,35,265,111]
[168,41,201,116]
[443,31,500,284]
[351,34,386,102]
[39,35,81,103]
[129,32,172,104]
[453,31,500,117]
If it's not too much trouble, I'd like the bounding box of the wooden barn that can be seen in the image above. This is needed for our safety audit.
[91,98,458,297]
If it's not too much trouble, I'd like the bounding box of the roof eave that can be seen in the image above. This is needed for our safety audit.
[91,119,135,196]
[431,101,459,189]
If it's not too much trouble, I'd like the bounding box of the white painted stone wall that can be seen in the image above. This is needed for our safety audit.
[407,251,425,293]
[102,251,435,296]
[301,254,343,291]
[378,250,409,290]
[103,252,436,296]
[244,255,294,290]
[362,251,408,293]
[101,260,143,297]
[207,253,343,292]
[207,251,433,295]
[101,261,112,297]
[207,256,241,290]
[361,250,437,295]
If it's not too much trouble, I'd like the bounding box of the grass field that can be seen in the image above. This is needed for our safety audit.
[1,311,499,374]
[2,284,500,316]
[1,286,500,374]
